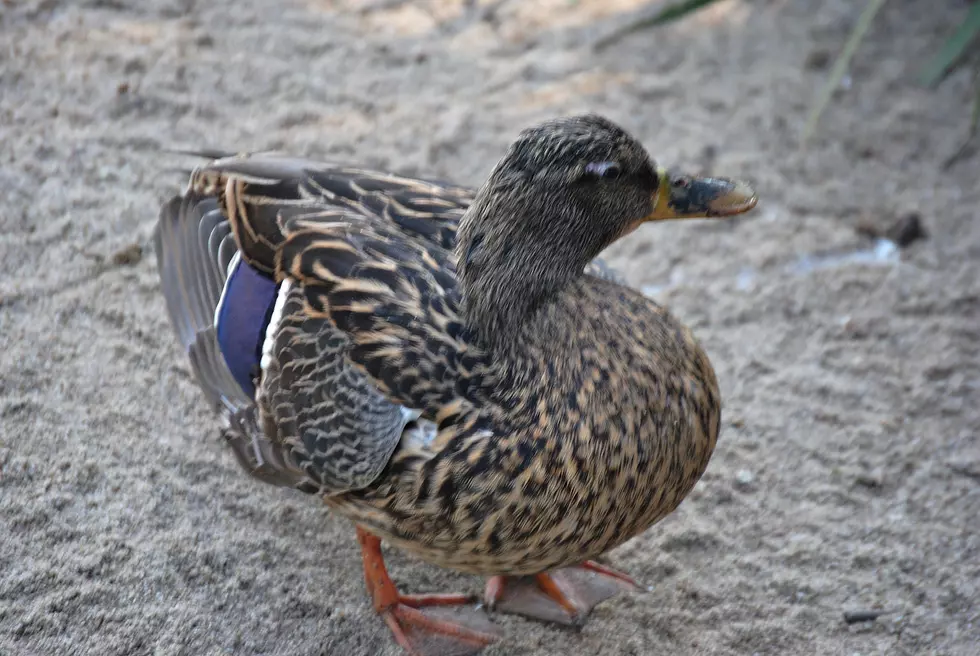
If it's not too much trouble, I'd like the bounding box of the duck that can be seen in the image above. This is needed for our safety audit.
[154,114,758,656]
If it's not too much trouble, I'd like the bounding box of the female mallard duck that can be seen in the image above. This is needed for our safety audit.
[154,114,757,655]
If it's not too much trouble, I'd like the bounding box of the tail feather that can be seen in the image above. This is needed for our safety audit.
[154,193,252,414]
[222,405,312,490]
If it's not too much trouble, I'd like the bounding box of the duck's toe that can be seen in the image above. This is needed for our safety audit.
[383,603,501,656]
[484,563,640,627]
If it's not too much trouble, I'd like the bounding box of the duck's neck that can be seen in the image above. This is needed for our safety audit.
[456,185,610,353]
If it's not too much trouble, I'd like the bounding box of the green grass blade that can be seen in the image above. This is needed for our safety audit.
[594,0,725,51]
[638,0,725,26]
[943,68,980,169]
[802,0,889,144]
[971,72,980,139]
[918,4,980,87]
[967,71,980,156]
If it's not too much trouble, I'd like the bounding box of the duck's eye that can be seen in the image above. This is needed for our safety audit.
[584,161,622,180]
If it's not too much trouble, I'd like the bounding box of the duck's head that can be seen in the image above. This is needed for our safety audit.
[457,114,757,346]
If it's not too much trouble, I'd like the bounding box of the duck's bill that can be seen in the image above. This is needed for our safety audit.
[647,166,758,221]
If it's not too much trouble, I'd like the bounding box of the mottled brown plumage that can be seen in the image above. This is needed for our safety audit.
[155,114,757,655]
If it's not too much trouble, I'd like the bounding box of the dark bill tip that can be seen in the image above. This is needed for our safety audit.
[649,169,758,221]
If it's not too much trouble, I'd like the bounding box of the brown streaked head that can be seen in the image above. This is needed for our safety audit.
[456,114,758,347]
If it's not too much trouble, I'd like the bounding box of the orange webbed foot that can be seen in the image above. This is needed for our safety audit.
[357,527,501,656]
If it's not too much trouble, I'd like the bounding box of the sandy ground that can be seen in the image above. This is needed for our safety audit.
[1,0,979,654]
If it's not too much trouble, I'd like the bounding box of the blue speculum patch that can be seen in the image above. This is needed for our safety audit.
[214,256,279,398]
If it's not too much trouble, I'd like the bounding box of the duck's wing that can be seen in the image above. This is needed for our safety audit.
[277,211,488,417]
[156,155,483,495]
[195,156,492,424]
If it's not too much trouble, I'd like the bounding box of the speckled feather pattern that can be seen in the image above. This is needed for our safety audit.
[259,282,410,493]
[332,274,721,575]
[157,143,721,578]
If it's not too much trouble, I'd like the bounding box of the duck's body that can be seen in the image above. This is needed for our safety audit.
[155,115,756,655]
[337,271,719,576]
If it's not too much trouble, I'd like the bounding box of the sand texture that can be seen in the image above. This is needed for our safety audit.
[1,1,978,654]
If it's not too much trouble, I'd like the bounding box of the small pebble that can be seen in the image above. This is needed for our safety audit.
[855,470,883,489]
[735,469,754,486]
[804,49,831,70]
[885,212,927,248]
[112,243,143,266]
[843,609,893,624]
[854,217,881,240]
[855,212,927,248]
